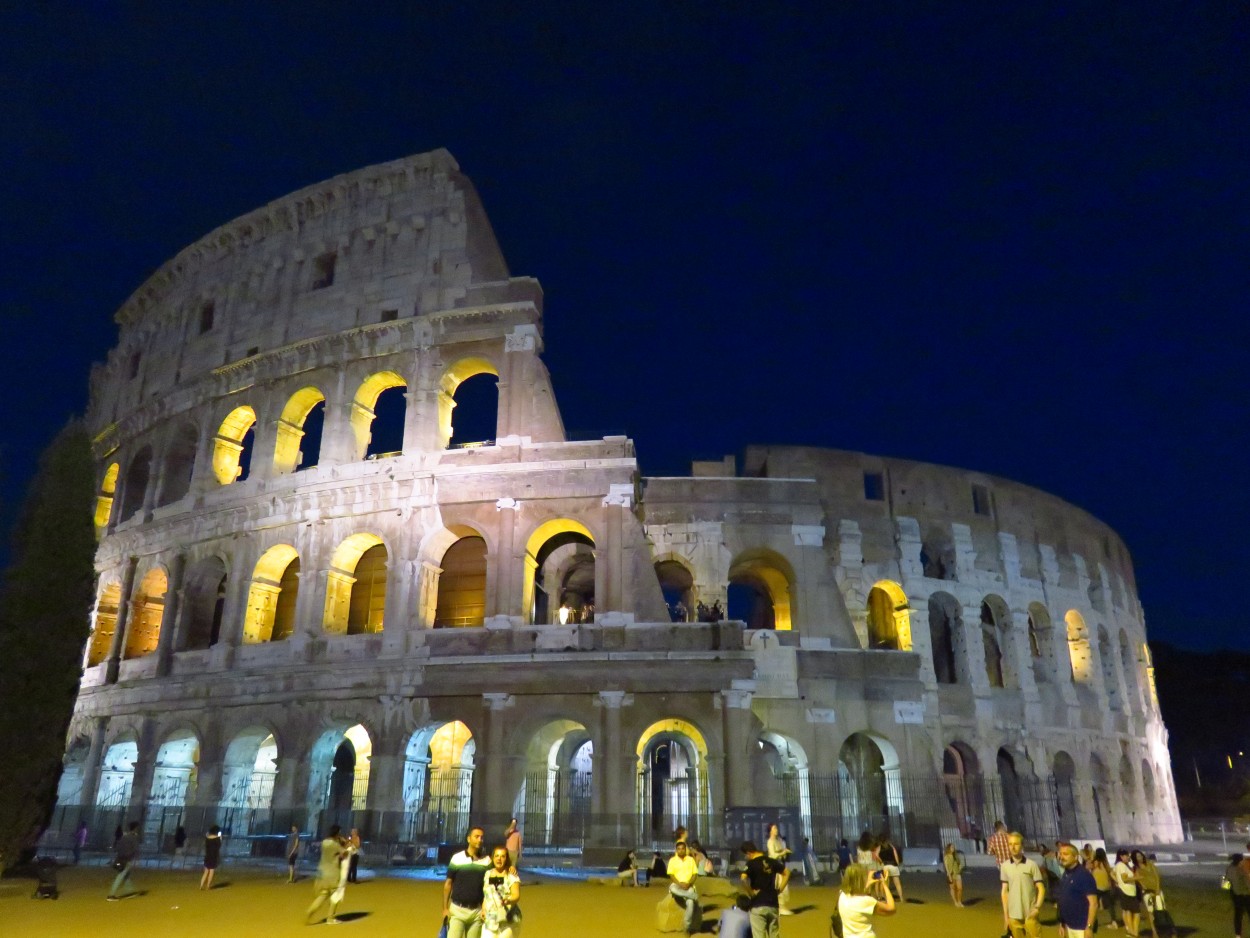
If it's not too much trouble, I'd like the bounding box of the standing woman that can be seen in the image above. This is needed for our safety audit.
[766,823,793,916]
[943,842,965,908]
[1131,851,1160,938]
[837,863,896,938]
[857,832,883,898]
[482,845,521,938]
[1113,848,1140,937]
[877,837,904,903]
[347,828,362,883]
[1089,847,1119,931]
[199,825,222,890]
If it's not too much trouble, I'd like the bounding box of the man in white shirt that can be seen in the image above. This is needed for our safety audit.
[1000,832,1045,938]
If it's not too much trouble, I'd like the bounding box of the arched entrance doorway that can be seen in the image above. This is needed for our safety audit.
[308,725,372,830]
[942,742,982,840]
[838,733,904,842]
[403,721,475,845]
[1052,751,1079,839]
[515,720,593,848]
[221,728,278,835]
[636,719,712,842]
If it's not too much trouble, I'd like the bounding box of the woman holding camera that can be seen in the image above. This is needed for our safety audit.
[482,845,521,938]
[837,863,896,938]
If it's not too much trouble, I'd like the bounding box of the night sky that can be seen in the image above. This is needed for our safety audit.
[2,5,1246,650]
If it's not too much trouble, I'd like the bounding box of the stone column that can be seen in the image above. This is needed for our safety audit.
[190,729,225,810]
[599,485,633,617]
[489,498,520,621]
[78,717,108,807]
[105,556,140,684]
[126,720,158,820]
[499,326,542,439]
[477,694,514,829]
[721,685,755,808]
[154,552,187,678]
[211,544,254,669]
[960,604,992,694]
[593,691,632,846]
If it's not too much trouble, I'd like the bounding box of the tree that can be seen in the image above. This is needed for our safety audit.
[0,421,96,874]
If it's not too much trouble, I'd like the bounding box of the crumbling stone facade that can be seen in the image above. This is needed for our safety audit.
[58,150,1180,855]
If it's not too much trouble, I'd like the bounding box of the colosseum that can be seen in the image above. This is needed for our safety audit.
[52,149,1180,863]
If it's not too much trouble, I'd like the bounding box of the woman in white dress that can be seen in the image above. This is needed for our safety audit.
[767,823,793,916]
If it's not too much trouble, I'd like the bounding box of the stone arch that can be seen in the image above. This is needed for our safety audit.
[57,734,93,805]
[242,545,300,643]
[94,461,119,534]
[727,548,795,631]
[124,566,168,659]
[838,732,904,838]
[928,591,962,684]
[942,741,982,837]
[523,518,596,625]
[439,357,500,450]
[1141,759,1156,806]
[980,595,1011,688]
[1027,602,1056,684]
[997,747,1027,834]
[655,557,696,622]
[273,386,327,473]
[323,533,388,635]
[352,371,406,459]
[1118,629,1139,708]
[181,556,228,651]
[118,445,152,522]
[403,720,476,844]
[433,529,488,628]
[97,732,139,808]
[150,727,200,810]
[1097,625,1120,709]
[866,580,912,650]
[755,730,813,839]
[1052,751,1079,839]
[157,421,198,506]
[919,526,955,580]
[1089,752,1111,837]
[308,723,373,827]
[636,718,713,841]
[212,405,256,485]
[222,726,280,831]
[1065,610,1093,683]
[514,719,593,847]
[545,540,597,624]
[87,579,122,667]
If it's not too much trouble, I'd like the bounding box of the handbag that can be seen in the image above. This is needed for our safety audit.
[507,903,522,923]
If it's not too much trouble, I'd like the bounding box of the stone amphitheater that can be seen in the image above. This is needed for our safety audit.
[52,149,1180,861]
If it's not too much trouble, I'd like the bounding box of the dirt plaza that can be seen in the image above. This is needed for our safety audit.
[0,859,1237,938]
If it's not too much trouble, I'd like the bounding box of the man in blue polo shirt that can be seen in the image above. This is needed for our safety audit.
[1054,842,1098,938]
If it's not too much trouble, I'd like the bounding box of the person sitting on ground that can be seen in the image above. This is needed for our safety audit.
[667,840,702,936]
[647,849,666,885]
[617,849,640,886]
[838,863,896,938]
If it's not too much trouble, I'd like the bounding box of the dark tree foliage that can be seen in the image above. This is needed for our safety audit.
[0,422,96,873]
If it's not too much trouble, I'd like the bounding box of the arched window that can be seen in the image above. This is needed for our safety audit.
[438,358,499,449]
[1065,610,1092,683]
[351,372,406,460]
[124,567,168,659]
[1027,602,1055,684]
[1052,751,1079,838]
[272,387,326,474]
[727,549,795,630]
[655,560,695,622]
[212,406,256,484]
[118,447,152,522]
[434,536,487,628]
[866,581,911,650]
[323,534,388,634]
[87,581,121,666]
[523,519,596,625]
[181,558,227,651]
[157,423,197,506]
[94,463,119,535]
[241,545,300,643]
[928,592,961,684]
[980,598,1011,689]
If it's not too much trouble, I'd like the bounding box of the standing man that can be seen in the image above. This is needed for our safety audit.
[1054,842,1098,937]
[443,826,490,938]
[741,839,789,938]
[667,840,702,935]
[306,825,348,925]
[106,822,141,901]
[1000,831,1045,938]
[504,818,522,871]
[285,825,301,883]
[987,820,1012,866]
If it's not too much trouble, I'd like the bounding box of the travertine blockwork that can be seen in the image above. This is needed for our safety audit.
[60,151,1179,853]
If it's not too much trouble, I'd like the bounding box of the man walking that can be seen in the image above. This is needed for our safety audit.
[667,839,702,935]
[1000,831,1045,938]
[443,826,490,938]
[1054,842,1098,937]
[106,822,141,901]
[741,839,789,938]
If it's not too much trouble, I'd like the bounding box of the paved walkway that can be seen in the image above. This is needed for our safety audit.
[0,860,1239,937]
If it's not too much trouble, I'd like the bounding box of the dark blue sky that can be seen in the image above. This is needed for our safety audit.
[2,4,1246,650]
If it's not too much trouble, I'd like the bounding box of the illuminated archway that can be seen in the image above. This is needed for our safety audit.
[838,732,904,837]
[212,406,257,485]
[1065,610,1092,683]
[515,720,593,847]
[97,735,138,808]
[434,533,488,628]
[523,519,595,625]
[866,581,911,650]
[438,357,499,449]
[94,462,119,535]
[309,724,373,826]
[221,727,279,833]
[323,534,387,634]
[655,558,696,622]
[273,386,326,473]
[124,567,168,659]
[87,581,121,667]
[403,721,475,843]
[727,549,794,630]
[241,545,300,643]
[351,371,406,459]
[636,718,712,840]
[150,729,199,810]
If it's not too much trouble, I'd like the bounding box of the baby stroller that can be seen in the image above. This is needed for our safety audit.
[32,856,59,899]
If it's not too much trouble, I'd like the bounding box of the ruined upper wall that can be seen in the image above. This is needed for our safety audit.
[742,444,1138,595]
[90,150,539,426]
